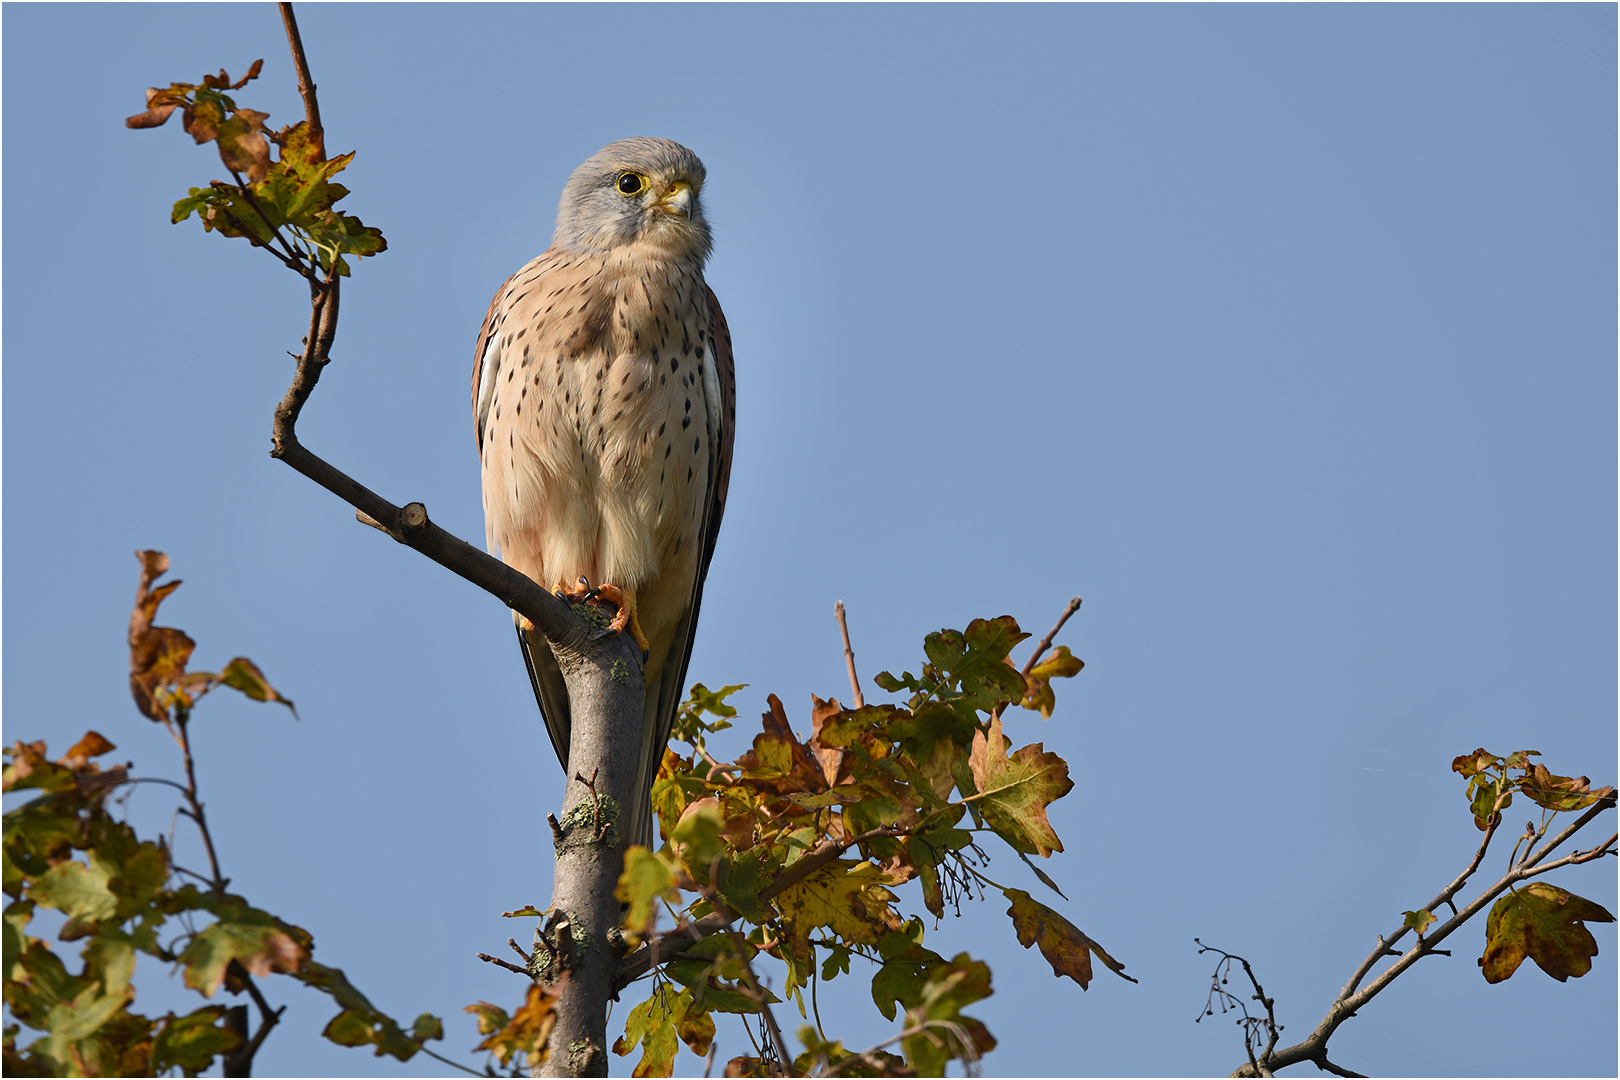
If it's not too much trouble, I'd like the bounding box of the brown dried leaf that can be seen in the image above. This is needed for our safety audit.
[809,694,852,787]
[126,87,179,129]
[215,109,271,182]
[1517,764,1614,813]
[471,981,563,1071]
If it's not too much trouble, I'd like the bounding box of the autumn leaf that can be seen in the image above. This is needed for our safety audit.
[1480,882,1615,984]
[218,657,297,716]
[967,715,1073,857]
[1517,765,1614,813]
[776,860,902,960]
[1020,645,1084,720]
[180,920,306,997]
[1003,888,1134,989]
[469,981,563,1071]
[1403,909,1438,935]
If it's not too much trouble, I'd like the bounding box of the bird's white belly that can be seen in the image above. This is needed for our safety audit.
[487,341,711,604]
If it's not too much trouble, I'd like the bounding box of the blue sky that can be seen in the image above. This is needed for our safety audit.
[4,3,1615,1076]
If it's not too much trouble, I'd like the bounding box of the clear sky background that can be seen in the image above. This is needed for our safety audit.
[4,3,1615,1077]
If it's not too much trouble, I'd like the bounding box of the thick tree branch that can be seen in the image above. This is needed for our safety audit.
[259,11,647,1077]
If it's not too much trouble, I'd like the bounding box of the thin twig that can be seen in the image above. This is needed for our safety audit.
[415,1044,488,1078]
[834,601,863,708]
[277,2,323,154]
[478,952,531,977]
[1228,792,1615,1077]
[820,1020,979,1078]
[1020,596,1082,679]
[993,596,1082,722]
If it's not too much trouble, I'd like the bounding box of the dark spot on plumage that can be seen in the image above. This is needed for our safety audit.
[665,445,671,459]
[687,467,693,481]
[684,398,692,413]
[682,416,691,429]
[674,537,683,554]
[694,437,700,451]
[660,374,667,385]
[658,422,666,436]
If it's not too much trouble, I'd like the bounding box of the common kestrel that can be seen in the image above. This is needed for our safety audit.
[473,138,735,849]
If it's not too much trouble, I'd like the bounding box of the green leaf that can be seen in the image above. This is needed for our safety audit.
[1403,909,1437,935]
[218,657,296,716]
[967,715,1074,857]
[612,984,685,1077]
[1480,882,1616,983]
[29,859,117,925]
[665,935,775,1015]
[180,920,306,997]
[671,799,727,881]
[901,953,997,1076]
[152,1006,243,1076]
[616,846,677,934]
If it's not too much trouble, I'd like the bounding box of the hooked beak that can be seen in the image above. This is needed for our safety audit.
[656,182,694,219]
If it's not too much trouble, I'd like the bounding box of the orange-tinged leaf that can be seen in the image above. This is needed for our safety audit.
[126,87,179,129]
[967,716,1073,857]
[1451,748,1502,779]
[471,981,563,1070]
[180,921,306,997]
[60,731,116,768]
[1480,882,1616,984]
[1517,764,1614,813]
[1003,888,1134,989]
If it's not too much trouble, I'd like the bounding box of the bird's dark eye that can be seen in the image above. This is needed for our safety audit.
[616,172,648,196]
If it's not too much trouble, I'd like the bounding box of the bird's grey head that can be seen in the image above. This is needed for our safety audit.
[553,137,711,260]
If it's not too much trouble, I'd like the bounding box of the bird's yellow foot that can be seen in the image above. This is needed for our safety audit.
[593,583,650,653]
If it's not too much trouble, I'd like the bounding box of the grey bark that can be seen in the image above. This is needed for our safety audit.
[530,618,645,1078]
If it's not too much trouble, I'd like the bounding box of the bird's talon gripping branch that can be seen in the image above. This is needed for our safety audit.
[594,583,650,653]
